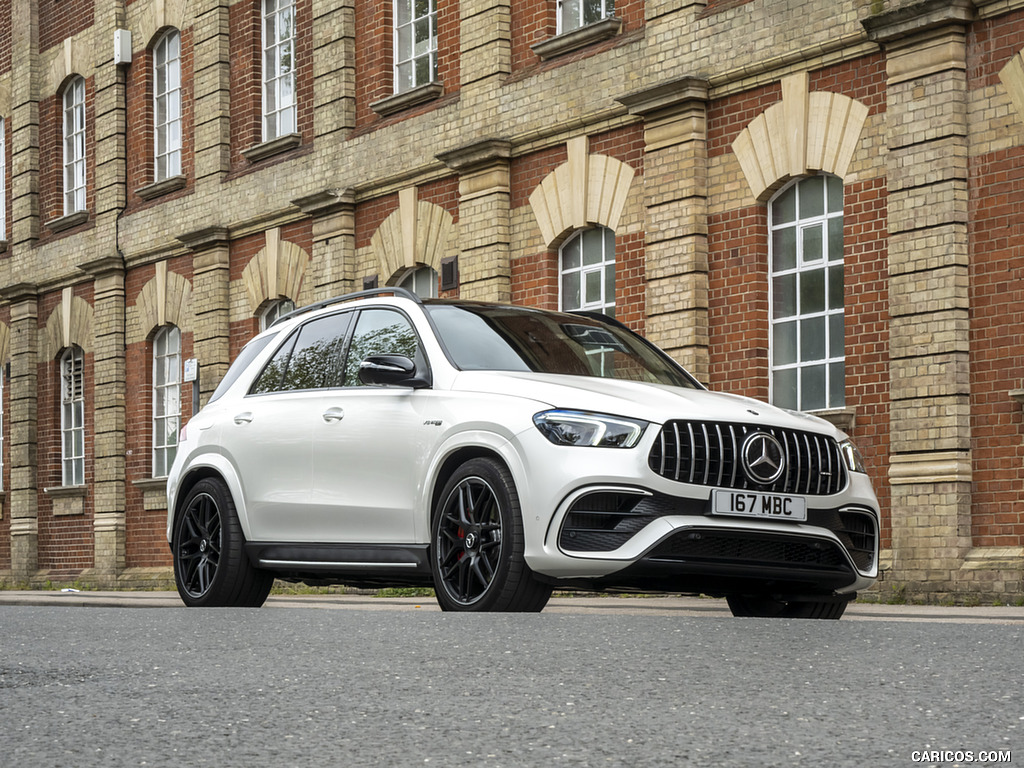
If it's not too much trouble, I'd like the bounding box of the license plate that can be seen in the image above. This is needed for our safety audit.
[711,490,807,521]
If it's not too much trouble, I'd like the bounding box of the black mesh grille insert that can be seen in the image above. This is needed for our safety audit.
[648,421,847,496]
[649,529,848,570]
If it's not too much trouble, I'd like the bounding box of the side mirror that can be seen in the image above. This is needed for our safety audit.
[358,354,429,388]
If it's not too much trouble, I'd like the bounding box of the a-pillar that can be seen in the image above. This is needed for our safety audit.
[178,227,231,407]
[3,284,39,583]
[437,139,513,302]
[864,0,975,600]
[79,257,127,583]
[618,78,710,383]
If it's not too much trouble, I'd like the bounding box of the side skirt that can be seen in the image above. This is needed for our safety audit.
[245,542,433,588]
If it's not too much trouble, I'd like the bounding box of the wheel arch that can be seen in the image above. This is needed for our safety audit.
[429,446,512,525]
[166,456,250,543]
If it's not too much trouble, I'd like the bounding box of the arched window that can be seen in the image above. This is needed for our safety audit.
[153,326,181,477]
[398,266,438,298]
[559,227,615,316]
[62,76,87,215]
[262,0,297,140]
[260,297,296,331]
[154,29,182,181]
[60,346,85,486]
[769,175,845,412]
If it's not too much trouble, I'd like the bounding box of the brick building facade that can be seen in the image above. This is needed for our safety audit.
[0,0,1021,602]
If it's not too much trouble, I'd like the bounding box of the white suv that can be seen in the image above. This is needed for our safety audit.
[166,289,879,617]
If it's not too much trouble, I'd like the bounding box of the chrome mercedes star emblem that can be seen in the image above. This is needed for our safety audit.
[741,432,785,485]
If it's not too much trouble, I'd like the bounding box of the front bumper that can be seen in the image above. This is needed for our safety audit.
[512,427,880,597]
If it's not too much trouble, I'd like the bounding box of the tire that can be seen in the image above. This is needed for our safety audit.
[431,457,552,612]
[172,477,274,608]
[726,594,848,620]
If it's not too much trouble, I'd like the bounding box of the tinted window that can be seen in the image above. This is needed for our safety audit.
[251,312,352,394]
[343,309,421,387]
[426,304,697,388]
[209,335,276,403]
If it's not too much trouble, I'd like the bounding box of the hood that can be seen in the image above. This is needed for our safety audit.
[449,371,841,436]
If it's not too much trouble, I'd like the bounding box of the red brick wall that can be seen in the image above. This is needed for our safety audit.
[124,257,195,568]
[228,0,314,172]
[967,12,1024,547]
[125,27,195,211]
[353,0,460,130]
[35,284,96,572]
[509,0,644,74]
[38,77,96,234]
[38,0,94,54]
[707,56,893,547]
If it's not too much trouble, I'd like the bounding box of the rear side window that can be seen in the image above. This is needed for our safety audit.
[250,312,353,394]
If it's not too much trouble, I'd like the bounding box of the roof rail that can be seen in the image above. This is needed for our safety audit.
[271,287,421,327]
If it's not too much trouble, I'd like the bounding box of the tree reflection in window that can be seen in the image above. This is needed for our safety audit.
[251,312,351,393]
[343,309,420,387]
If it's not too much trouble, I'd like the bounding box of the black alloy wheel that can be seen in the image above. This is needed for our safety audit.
[431,458,551,612]
[172,477,274,608]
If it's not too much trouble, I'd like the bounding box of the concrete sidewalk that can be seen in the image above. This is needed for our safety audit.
[1,589,1022,622]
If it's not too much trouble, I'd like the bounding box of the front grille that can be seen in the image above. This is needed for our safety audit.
[649,529,848,570]
[649,421,847,496]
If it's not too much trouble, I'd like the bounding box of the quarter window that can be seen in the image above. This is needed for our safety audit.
[394,0,437,93]
[262,0,297,141]
[153,30,183,181]
[60,346,85,486]
[560,227,615,317]
[153,326,181,477]
[62,77,87,215]
[558,0,615,33]
[769,175,845,412]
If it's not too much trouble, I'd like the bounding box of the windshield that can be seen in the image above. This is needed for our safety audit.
[425,304,699,388]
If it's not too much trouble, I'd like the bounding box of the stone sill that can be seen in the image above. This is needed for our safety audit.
[46,210,89,234]
[810,407,856,431]
[242,133,302,164]
[531,16,623,61]
[133,477,169,512]
[135,174,187,201]
[1010,388,1024,404]
[371,82,444,117]
[43,485,87,516]
[961,547,1024,571]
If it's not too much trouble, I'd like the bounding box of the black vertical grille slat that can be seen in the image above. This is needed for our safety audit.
[648,421,848,496]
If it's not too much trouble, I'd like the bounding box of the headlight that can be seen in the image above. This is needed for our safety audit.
[533,410,648,448]
[839,439,867,474]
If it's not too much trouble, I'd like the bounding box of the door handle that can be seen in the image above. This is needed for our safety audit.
[322,407,345,423]
[233,412,253,425]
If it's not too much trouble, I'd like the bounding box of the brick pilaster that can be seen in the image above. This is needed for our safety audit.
[865,0,975,599]
[619,78,710,383]
[294,189,357,301]
[179,227,230,406]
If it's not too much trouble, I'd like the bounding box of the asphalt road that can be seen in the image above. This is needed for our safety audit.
[1,596,1021,767]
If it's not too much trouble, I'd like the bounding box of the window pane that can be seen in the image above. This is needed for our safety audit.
[773,368,797,410]
[582,228,603,265]
[828,264,844,310]
[801,223,823,263]
[772,226,796,271]
[604,262,615,306]
[829,361,845,407]
[414,56,430,86]
[798,176,824,218]
[562,235,580,270]
[414,0,430,18]
[344,310,419,387]
[772,273,796,318]
[799,269,825,314]
[772,184,797,224]
[828,216,843,261]
[829,313,844,357]
[397,0,412,26]
[561,0,581,30]
[283,313,353,390]
[800,365,826,411]
[772,321,797,366]
[826,174,843,213]
[585,269,602,305]
[799,316,826,362]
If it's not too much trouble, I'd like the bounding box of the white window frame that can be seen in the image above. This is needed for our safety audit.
[262,0,297,142]
[768,174,845,412]
[557,0,615,34]
[397,266,438,298]
[153,326,182,478]
[559,227,616,317]
[60,346,85,487]
[259,298,296,331]
[62,76,87,216]
[153,29,182,181]
[394,0,438,94]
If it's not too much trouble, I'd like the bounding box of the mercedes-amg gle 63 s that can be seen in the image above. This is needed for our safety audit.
[167,288,879,618]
